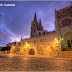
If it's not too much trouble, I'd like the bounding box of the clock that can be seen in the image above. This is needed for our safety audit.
[61,18,72,26]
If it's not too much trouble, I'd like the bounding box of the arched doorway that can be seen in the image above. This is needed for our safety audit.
[29,49,35,55]
[63,32,72,48]
[67,40,71,48]
[39,32,41,36]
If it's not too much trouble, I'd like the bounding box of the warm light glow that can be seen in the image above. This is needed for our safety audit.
[26,42,27,44]
[55,38,57,40]
[24,42,30,48]
[54,38,59,43]
[8,54,14,58]
[61,38,63,40]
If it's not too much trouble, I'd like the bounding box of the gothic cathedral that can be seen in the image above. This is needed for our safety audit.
[10,5,72,57]
[31,12,48,37]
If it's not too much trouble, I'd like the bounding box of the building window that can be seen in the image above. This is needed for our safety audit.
[39,32,41,36]
[14,42,16,46]
[33,35,34,37]
[43,32,45,35]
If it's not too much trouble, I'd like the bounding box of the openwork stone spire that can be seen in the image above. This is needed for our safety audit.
[34,12,37,21]
[38,18,43,30]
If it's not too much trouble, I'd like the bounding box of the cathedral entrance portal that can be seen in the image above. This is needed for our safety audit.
[63,32,72,48]
[29,49,35,55]
[67,40,71,48]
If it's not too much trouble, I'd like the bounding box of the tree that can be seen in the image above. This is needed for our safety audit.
[1,47,11,51]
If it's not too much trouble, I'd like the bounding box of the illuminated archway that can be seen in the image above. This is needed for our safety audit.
[63,32,72,48]
[29,49,35,55]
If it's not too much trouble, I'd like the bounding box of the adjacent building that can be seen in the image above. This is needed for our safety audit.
[6,43,13,47]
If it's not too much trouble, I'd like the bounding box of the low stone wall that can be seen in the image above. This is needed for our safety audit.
[10,41,61,57]
[10,32,61,57]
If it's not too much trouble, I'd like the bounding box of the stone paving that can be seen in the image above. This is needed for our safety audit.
[0,54,72,71]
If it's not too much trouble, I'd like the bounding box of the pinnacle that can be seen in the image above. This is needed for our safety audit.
[34,12,37,21]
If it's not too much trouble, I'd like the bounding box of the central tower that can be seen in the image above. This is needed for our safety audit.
[30,12,48,37]
[30,12,38,37]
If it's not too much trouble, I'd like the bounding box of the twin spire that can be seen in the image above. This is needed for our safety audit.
[39,18,43,30]
[33,12,43,30]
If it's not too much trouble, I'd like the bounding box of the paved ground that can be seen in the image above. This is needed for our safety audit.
[0,54,72,71]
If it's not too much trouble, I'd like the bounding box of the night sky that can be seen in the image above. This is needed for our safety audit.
[0,1,71,46]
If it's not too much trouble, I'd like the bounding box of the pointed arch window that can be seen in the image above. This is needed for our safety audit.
[43,32,45,35]
[67,40,71,48]
[39,32,41,36]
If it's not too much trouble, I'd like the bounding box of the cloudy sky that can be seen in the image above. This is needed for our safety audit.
[0,1,71,46]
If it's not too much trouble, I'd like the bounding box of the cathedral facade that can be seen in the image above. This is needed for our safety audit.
[31,12,48,37]
[10,5,72,57]
[55,5,72,49]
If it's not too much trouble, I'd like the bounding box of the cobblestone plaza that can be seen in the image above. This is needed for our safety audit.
[0,2,72,71]
[0,54,72,71]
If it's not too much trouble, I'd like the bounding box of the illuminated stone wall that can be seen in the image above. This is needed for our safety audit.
[10,32,61,57]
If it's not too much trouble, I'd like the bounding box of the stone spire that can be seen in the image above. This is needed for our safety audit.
[39,18,41,25]
[38,18,43,30]
[30,12,38,37]
[21,36,22,41]
[34,12,37,21]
